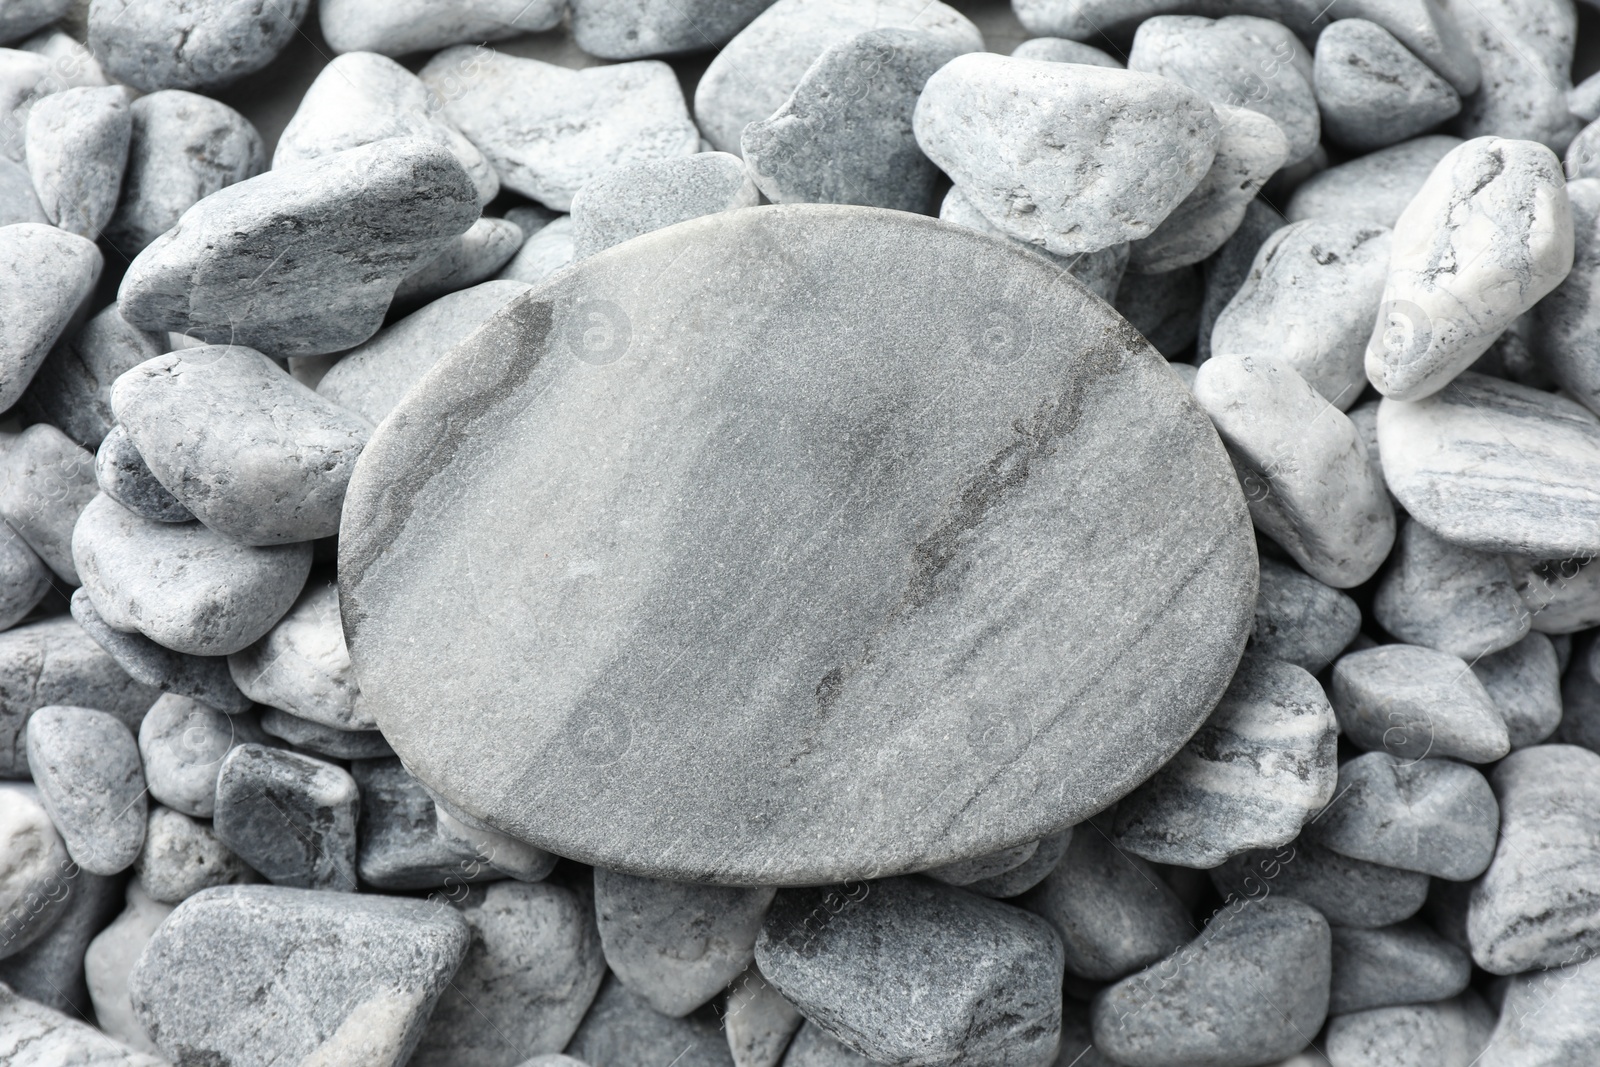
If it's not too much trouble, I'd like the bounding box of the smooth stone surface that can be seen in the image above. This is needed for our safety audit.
[1195,353,1395,587]
[1558,633,1600,751]
[1113,265,1201,357]
[0,980,165,1064]
[393,216,523,311]
[1250,557,1361,673]
[1365,137,1573,402]
[24,85,130,240]
[0,783,73,960]
[572,0,772,59]
[130,884,470,1067]
[72,587,251,714]
[1330,644,1510,763]
[726,964,804,1067]
[782,1022,876,1066]
[1467,744,1600,974]
[351,757,496,891]
[95,424,191,522]
[422,47,698,211]
[213,744,359,892]
[916,54,1219,257]
[1197,197,1282,363]
[341,205,1258,885]
[939,184,1130,303]
[1377,373,1600,557]
[1452,0,1580,152]
[104,89,264,256]
[1374,520,1529,660]
[411,880,607,1067]
[259,707,393,760]
[1314,19,1460,152]
[596,868,774,1017]
[497,215,575,283]
[1021,824,1192,981]
[966,828,1074,899]
[1329,921,1471,1015]
[573,155,758,262]
[0,223,100,412]
[135,805,256,904]
[0,422,97,584]
[1286,136,1463,228]
[1092,897,1331,1067]
[1211,219,1390,409]
[1011,37,1120,65]
[567,976,736,1067]
[1534,178,1600,414]
[320,0,565,55]
[26,704,145,874]
[229,579,364,730]
[87,0,309,92]
[85,881,173,1053]
[1477,953,1600,1066]
[757,878,1064,1067]
[1211,839,1430,929]
[118,139,478,357]
[138,694,264,818]
[21,305,164,450]
[0,864,118,1014]
[0,522,48,630]
[0,0,70,43]
[73,493,313,656]
[1472,633,1561,749]
[1325,996,1494,1067]
[923,841,1038,887]
[1113,655,1337,868]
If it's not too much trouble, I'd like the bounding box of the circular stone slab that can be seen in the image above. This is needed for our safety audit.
[340,204,1256,885]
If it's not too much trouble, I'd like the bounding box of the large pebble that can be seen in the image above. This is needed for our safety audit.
[726,965,804,1067]
[138,693,262,818]
[351,758,496,891]
[1325,996,1494,1067]
[320,0,565,56]
[573,0,772,59]
[26,705,145,874]
[229,580,363,730]
[1330,644,1509,763]
[24,85,130,240]
[87,0,310,93]
[1212,838,1429,929]
[0,783,73,960]
[392,216,523,312]
[1477,952,1600,1065]
[1374,519,1529,659]
[95,424,190,522]
[213,744,359,892]
[1286,135,1462,227]
[0,223,100,411]
[84,881,172,1053]
[1329,921,1471,1015]
[573,153,758,259]
[1314,19,1460,151]
[1452,0,1580,151]
[0,973,164,1065]
[567,976,736,1067]
[0,422,97,584]
[0,865,118,1013]
[1472,634,1562,749]
[72,588,251,714]
[1250,557,1361,673]
[135,805,256,904]
[21,305,163,450]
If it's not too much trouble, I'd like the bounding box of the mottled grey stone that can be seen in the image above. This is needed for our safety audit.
[596,868,773,1016]
[1325,996,1494,1067]
[318,280,531,427]
[0,522,47,630]
[1251,557,1361,673]
[1377,373,1600,557]
[135,805,256,905]
[130,884,470,1067]
[0,223,100,411]
[1211,219,1390,409]
[0,979,165,1062]
[394,216,523,312]
[0,0,69,43]
[22,305,164,450]
[138,694,263,818]
[1558,633,1600,752]
[1452,0,1580,152]
[965,828,1073,899]
[1533,179,1600,414]
[118,140,478,357]
[71,587,250,715]
[923,842,1038,887]
[568,976,736,1067]
[758,878,1063,1067]
[431,797,554,882]
[1211,839,1430,929]
[916,54,1220,257]
[939,185,1129,302]
[352,757,496,892]
[1021,824,1191,981]
[229,580,364,731]
[1365,138,1573,402]
[259,707,393,760]
[1507,554,1600,633]
[340,205,1257,885]
[1195,353,1396,587]
[1467,744,1600,973]
[1329,921,1471,1015]
[1113,265,1201,357]
[0,423,96,585]
[24,85,130,240]
[413,880,607,1067]
[1197,197,1282,362]
[213,744,358,892]
[1573,70,1600,123]
[1286,136,1463,228]
[1472,633,1561,749]
[0,866,118,1017]
[1114,655,1338,867]
[0,783,73,960]
[0,50,53,163]
[0,156,42,224]
[1477,952,1600,1066]
[85,881,172,1053]
[726,964,803,1067]
[104,89,264,256]
[87,0,310,93]
[321,0,565,56]
[1092,897,1331,1067]
[1330,645,1509,763]
[74,494,312,656]
[572,0,772,59]
[1374,520,1529,660]
[95,424,189,523]
[497,215,575,283]
[1011,37,1119,65]
[1314,19,1460,152]
[26,705,145,874]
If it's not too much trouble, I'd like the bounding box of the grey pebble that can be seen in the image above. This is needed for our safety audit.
[0,782,74,960]
[1374,518,1529,660]
[118,140,479,357]
[351,757,497,892]
[84,881,172,1053]
[1572,69,1600,123]
[573,153,758,260]
[320,0,566,56]
[923,841,1038,887]
[130,883,470,1067]
[1197,197,1282,362]
[88,0,310,93]
[0,422,97,585]
[596,868,774,1016]
[568,976,736,1067]
[939,185,1129,303]
[1251,557,1361,674]
[1285,135,1462,228]
[573,0,773,59]
[1510,552,1600,633]
[135,805,257,905]
[1314,19,1460,152]
[0,979,165,1063]
[137,693,263,818]
[965,828,1074,899]
[1451,0,1580,151]
[497,215,575,283]
[1011,36,1119,65]
[0,0,70,43]
[1565,116,1600,179]
[1558,634,1600,751]
[14,29,108,88]
[1472,633,1562,749]
[0,156,43,224]
[1330,644,1509,764]
[95,424,190,523]
[0,522,48,631]
[73,493,312,656]
[431,797,554,882]
[393,215,524,312]
[1533,178,1600,413]
[1329,921,1471,1015]
[1324,995,1494,1067]
[0,866,119,1018]
[21,304,164,450]
[1211,839,1430,929]
[71,587,251,715]
[259,707,393,760]
[782,1023,874,1066]
[1476,952,1600,1065]
[26,705,145,874]
[24,85,130,240]
[726,964,803,1067]
[1113,264,1201,357]
[0,223,100,412]
[213,744,358,892]
[229,580,365,731]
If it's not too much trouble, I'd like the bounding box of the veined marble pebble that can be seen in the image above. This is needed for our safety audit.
[572,152,758,260]
[213,744,359,892]
[1330,644,1509,763]
[23,85,130,240]
[320,0,566,57]
[26,705,145,875]
[1286,136,1462,227]
[0,223,100,412]
[1477,952,1600,1065]
[1373,519,1530,660]
[0,980,165,1063]
[87,0,310,93]
[351,758,497,891]
[1313,19,1460,152]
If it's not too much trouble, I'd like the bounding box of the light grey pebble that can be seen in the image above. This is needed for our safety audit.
[0,50,59,163]
[1308,752,1499,880]
[130,883,470,1067]
[274,51,498,206]
[1314,19,1460,152]
[1195,352,1395,587]
[965,828,1074,899]
[1565,116,1600,179]
[320,0,565,56]
[71,587,251,715]
[26,705,145,874]
[1558,634,1600,751]
[21,305,164,450]
[422,47,699,211]
[1285,135,1463,227]
[1330,644,1509,763]
[1021,822,1192,981]
[693,0,980,155]
[1210,219,1390,409]
[1572,69,1600,123]
[23,85,130,240]
[84,881,172,1054]
[0,522,48,631]
[318,279,532,427]
[1325,995,1494,1067]
[1011,36,1119,65]
[213,744,359,892]
[1113,264,1201,356]
[572,152,758,259]
[113,347,372,545]
[1212,838,1430,929]
[1251,557,1362,673]
[568,976,736,1067]
[0,156,43,224]
[0,866,118,1017]
[393,216,523,312]
[138,693,263,818]
[1345,395,1384,500]
[412,879,607,1067]
[1329,921,1471,1015]
[726,964,803,1067]
[0,782,74,959]
[1467,744,1600,974]
[0,979,165,1063]
[104,89,264,257]
[259,707,393,760]
[73,493,312,656]
[1113,655,1338,868]
[1472,633,1561,749]
[1476,951,1600,1065]
[1365,137,1572,402]
[135,805,256,905]
[1507,553,1600,633]
[916,54,1220,257]
[782,1023,875,1066]
[1452,0,1580,152]
[1092,897,1331,1067]
[1197,197,1282,362]
[939,185,1129,303]
[1374,519,1529,660]
[1319,0,1482,94]
[351,757,497,892]
[596,868,774,1017]
[923,841,1038,887]
[497,215,575,283]
[745,29,973,213]
[0,615,159,779]
[87,0,310,93]
[0,0,70,43]
[0,223,100,411]
[431,797,553,882]
[1377,373,1600,557]
[15,29,108,87]
[95,424,190,523]
[118,139,478,357]
[758,878,1063,1066]
[0,423,96,585]
[572,0,773,59]
[1533,178,1600,413]
[229,580,364,730]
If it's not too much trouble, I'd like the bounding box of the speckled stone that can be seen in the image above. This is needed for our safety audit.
[575,153,759,260]
[21,305,164,450]
[1330,644,1509,763]
[0,783,74,960]
[24,85,130,240]
[1313,19,1460,152]
[1286,136,1462,228]
[0,422,97,584]
[1452,0,1580,151]
[95,424,190,523]
[1374,519,1529,660]
[87,0,310,93]
[84,881,173,1053]
[135,805,257,905]
[213,745,359,892]
[1325,996,1494,1067]
[726,964,803,1067]
[1328,921,1471,1015]
[393,216,524,312]
[1211,839,1429,929]
[1250,557,1361,673]
[568,976,736,1067]
[138,694,264,818]
[229,580,364,730]
[71,588,251,715]
[26,705,145,874]
[572,0,773,59]
[0,223,101,412]
[321,0,566,55]
[1473,633,1561,749]
[1197,198,1283,362]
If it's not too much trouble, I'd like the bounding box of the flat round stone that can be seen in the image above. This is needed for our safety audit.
[341,204,1257,885]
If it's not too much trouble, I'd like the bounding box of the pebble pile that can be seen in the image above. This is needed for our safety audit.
[0,1,1599,1065]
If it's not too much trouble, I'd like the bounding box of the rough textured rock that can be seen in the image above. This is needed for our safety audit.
[340,205,1257,885]
[213,744,360,892]
[1374,520,1529,659]
[393,216,524,311]
[1330,644,1510,763]
[0,422,97,584]
[726,964,804,1067]
[24,85,130,240]
[138,694,263,818]
[351,757,497,891]
[1286,136,1462,228]
[0,976,165,1064]
[1472,633,1561,749]
[21,305,164,450]
[135,805,256,904]
[229,580,364,730]
[87,0,310,93]
[1324,996,1495,1067]
[1250,558,1361,673]
[1212,839,1430,929]
[0,865,118,1014]
[567,976,736,1067]
[1452,0,1580,152]
[1328,921,1471,1015]
[85,881,173,1053]
[572,0,773,59]
[26,704,145,874]
[72,588,251,714]
[0,223,101,412]
[1477,952,1600,1066]
[0,782,74,960]
[1314,19,1460,151]
[95,424,190,523]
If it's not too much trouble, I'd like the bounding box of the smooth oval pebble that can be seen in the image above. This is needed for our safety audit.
[25,705,145,875]
[1330,644,1509,763]
[1313,19,1461,152]
[1472,633,1561,749]
[228,580,365,731]
[1328,921,1471,1015]
[1373,519,1529,660]
[0,223,101,412]
[320,0,565,56]
[1286,135,1461,228]
[1250,557,1361,673]
[340,204,1257,885]
[137,694,263,819]
[1212,839,1429,929]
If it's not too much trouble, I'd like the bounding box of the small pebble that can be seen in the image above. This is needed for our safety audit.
[134,805,256,904]
[229,579,365,730]
[351,757,498,891]
[0,523,48,630]
[0,223,101,412]
[1507,553,1600,633]
[0,422,97,584]
[1477,952,1600,1064]
[567,976,736,1067]
[0,782,74,961]
[939,185,1130,303]
[431,798,553,882]
[71,587,252,714]
[1010,37,1120,66]
[137,693,263,818]
[572,0,771,59]
[1286,135,1462,227]
[1212,839,1430,929]
[21,304,164,450]
[88,0,310,93]
[964,828,1074,899]
[392,215,524,311]
[23,84,130,240]
[321,0,566,56]
[1329,644,1510,763]
[0,980,165,1064]
[259,707,394,760]
[1328,921,1472,1015]
[1325,995,1494,1067]
[1197,198,1283,362]
[574,153,758,260]
[1451,0,1580,151]
[725,964,804,1067]
[1472,633,1562,749]
[84,881,173,1053]
[1250,557,1362,673]
[1373,518,1530,660]
[95,424,191,522]
[0,866,118,1016]
[25,705,146,875]
[1313,19,1461,152]
[213,744,359,892]
[497,215,576,283]
[922,841,1038,887]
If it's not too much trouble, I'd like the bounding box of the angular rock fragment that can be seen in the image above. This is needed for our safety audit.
[88,0,310,93]
[1212,839,1429,929]
[135,805,256,904]
[0,422,97,585]
[0,223,100,411]
[24,85,130,240]
[213,744,359,892]
[1374,520,1529,660]
[26,704,145,874]
[95,424,190,523]
[1314,19,1460,152]
[1330,644,1509,763]
[72,589,250,714]
[1324,995,1494,1067]
[1472,633,1561,749]
[85,881,172,1053]
[1329,921,1471,1015]
[1250,558,1361,673]
[1286,135,1462,227]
